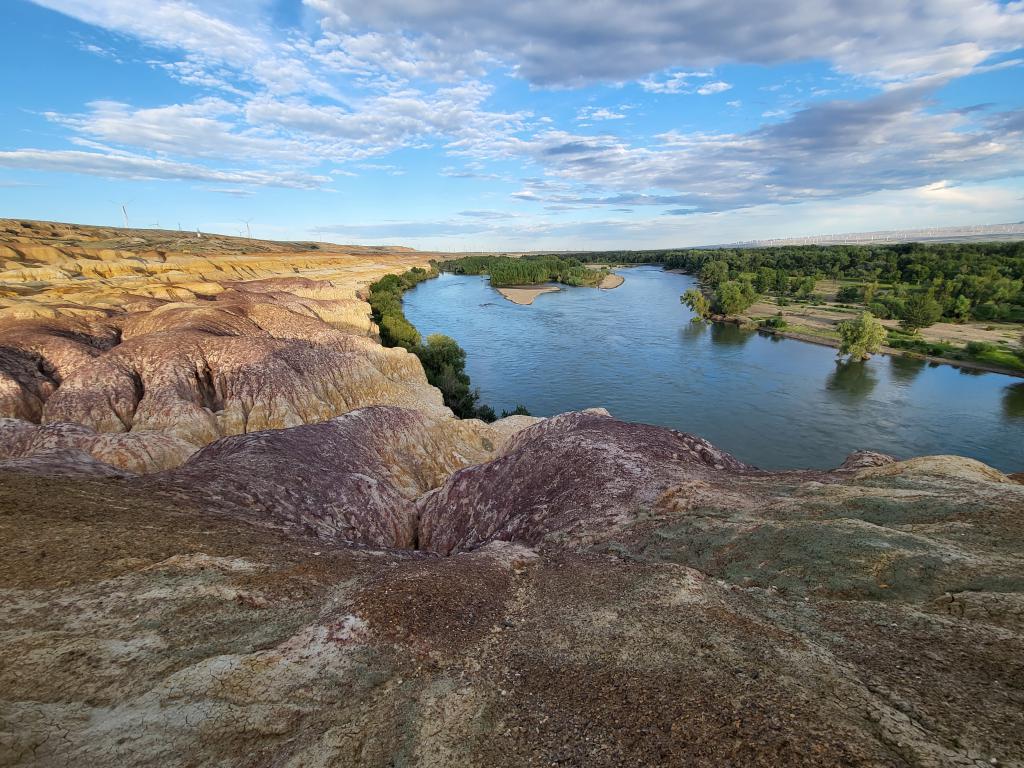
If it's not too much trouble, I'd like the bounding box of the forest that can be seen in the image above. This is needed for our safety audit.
[562,241,1024,323]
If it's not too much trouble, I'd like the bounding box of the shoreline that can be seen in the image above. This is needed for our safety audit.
[495,272,625,305]
[710,314,1024,379]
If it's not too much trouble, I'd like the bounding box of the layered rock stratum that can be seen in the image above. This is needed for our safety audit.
[1,220,1022,768]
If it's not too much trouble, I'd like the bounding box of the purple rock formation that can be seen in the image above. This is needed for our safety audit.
[417,409,751,554]
[158,406,497,549]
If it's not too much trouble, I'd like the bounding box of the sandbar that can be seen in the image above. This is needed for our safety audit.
[496,285,561,305]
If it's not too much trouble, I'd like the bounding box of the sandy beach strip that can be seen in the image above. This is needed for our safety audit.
[599,273,625,289]
[496,284,561,305]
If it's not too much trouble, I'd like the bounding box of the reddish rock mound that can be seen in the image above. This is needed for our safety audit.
[417,409,752,554]
[156,407,514,549]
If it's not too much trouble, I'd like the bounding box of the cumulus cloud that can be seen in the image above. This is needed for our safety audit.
[16,0,1024,229]
[510,86,1024,212]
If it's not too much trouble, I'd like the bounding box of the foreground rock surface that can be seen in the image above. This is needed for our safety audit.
[1,221,1022,767]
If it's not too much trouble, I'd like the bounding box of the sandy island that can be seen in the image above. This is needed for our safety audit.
[599,274,625,289]
[496,284,561,305]
[498,273,625,305]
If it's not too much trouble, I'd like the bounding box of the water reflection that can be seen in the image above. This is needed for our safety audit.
[826,360,878,401]
[709,323,752,347]
[678,319,708,342]
[889,354,926,384]
[957,365,986,377]
[1004,383,1024,420]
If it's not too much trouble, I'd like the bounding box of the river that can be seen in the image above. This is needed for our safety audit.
[403,266,1024,471]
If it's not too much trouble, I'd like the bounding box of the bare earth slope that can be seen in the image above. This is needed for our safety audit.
[1,220,1022,767]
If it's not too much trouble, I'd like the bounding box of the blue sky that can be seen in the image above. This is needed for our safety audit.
[1,0,1023,250]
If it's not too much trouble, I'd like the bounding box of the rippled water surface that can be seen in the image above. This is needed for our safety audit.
[404,266,1024,471]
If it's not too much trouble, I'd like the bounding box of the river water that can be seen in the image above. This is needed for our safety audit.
[403,266,1024,471]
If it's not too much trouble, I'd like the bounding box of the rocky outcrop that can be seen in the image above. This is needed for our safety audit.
[0,222,450,470]
[2,421,1022,767]
[156,407,528,548]
[1,220,1022,768]
[0,418,196,473]
[417,409,752,554]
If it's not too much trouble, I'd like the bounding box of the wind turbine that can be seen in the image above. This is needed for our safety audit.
[241,218,253,240]
[109,200,132,228]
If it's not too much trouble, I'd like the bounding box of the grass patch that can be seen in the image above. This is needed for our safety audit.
[888,331,1024,371]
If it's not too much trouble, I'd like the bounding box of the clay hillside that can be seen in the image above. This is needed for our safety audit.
[1,219,1022,768]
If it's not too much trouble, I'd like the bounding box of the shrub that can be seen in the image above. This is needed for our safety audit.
[965,341,997,355]
[836,285,862,302]
[501,404,532,417]
[867,302,890,319]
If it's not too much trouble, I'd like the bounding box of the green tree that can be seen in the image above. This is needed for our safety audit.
[773,270,790,294]
[862,282,879,305]
[417,334,492,420]
[712,280,758,316]
[680,288,710,319]
[837,312,888,360]
[900,292,943,331]
[699,260,730,288]
[793,275,817,299]
[952,295,972,323]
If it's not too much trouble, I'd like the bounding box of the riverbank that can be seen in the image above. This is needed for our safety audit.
[710,313,1024,378]
[368,267,500,420]
[672,269,1024,378]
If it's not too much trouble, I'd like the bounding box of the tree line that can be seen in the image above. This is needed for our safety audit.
[436,254,609,288]
[367,267,530,420]
[562,242,1024,324]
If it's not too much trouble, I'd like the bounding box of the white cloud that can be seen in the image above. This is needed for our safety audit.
[44,98,315,163]
[508,87,1024,213]
[697,81,732,96]
[327,181,1024,251]
[576,106,628,121]
[16,0,1024,237]
[640,70,714,94]
[306,0,1024,85]
[0,149,328,188]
